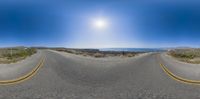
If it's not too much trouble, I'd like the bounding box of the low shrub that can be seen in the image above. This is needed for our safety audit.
[2,48,37,60]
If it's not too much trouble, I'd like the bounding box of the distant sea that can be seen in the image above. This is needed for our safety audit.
[99,48,166,52]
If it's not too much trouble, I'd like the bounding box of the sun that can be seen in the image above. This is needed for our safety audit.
[93,18,108,29]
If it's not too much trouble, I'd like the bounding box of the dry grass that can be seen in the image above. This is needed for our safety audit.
[0,47,37,64]
[168,49,200,64]
[54,48,141,58]
[93,53,105,58]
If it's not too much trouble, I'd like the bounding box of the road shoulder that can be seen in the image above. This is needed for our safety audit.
[159,53,200,81]
[0,50,43,80]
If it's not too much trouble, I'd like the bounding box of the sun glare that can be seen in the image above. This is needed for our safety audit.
[93,18,108,29]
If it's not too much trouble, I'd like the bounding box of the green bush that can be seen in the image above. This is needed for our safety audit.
[2,48,37,60]
[169,50,196,59]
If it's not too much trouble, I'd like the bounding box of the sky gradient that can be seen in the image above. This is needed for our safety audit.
[0,1,200,48]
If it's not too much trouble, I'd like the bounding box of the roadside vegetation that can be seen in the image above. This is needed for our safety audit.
[0,47,37,64]
[168,48,200,64]
[53,48,142,58]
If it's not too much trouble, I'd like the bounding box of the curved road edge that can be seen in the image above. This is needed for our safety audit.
[158,53,200,85]
[0,56,45,85]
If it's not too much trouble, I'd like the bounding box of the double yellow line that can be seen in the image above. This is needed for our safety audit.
[0,56,45,85]
[1,53,199,85]
[160,63,200,85]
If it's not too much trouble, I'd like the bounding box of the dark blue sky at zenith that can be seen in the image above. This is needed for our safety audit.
[0,0,200,48]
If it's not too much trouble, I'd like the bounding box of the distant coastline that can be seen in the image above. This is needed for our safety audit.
[52,48,168,58]
[99,48,166,52]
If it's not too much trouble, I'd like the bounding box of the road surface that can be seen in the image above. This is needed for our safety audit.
[0,50,200,99]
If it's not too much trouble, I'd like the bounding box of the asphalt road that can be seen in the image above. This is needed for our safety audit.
[0,50,200,99]
[0,51,42,80]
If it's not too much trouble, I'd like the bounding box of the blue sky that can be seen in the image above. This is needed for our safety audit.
[0,0,200,48]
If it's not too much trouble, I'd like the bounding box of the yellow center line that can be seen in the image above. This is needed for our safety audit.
[0,56,45,85]
[157,54,200,85]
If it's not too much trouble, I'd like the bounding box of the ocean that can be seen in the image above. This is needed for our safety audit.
[99,48,166,52]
